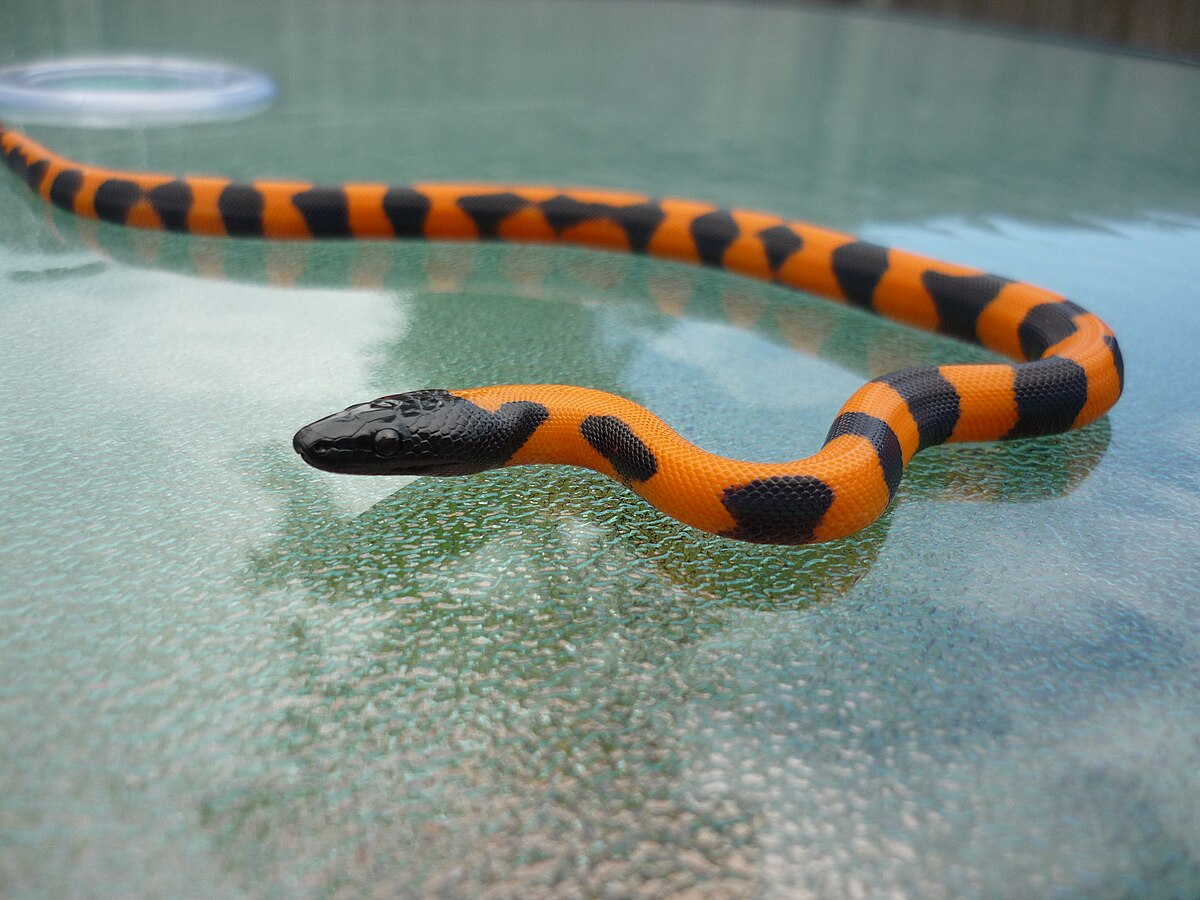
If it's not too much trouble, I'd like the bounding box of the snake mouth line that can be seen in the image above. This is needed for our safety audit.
[292,444,384,475]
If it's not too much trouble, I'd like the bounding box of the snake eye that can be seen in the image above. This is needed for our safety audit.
[374,428,401,457]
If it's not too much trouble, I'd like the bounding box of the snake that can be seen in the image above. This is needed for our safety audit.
[1,123,1124,544]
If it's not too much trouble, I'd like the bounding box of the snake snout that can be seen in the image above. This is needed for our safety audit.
[292,428,308,456]
[292,423,343,468]
[292,422,357,473]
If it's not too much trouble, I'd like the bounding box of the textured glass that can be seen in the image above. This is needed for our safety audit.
[1,1,1198,896]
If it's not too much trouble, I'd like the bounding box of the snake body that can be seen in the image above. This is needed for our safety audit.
[1,124,1124,544]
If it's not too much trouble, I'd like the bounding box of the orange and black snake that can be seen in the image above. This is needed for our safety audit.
[1,123,1124,544]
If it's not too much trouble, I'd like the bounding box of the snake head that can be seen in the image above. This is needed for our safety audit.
[293,389,548,477]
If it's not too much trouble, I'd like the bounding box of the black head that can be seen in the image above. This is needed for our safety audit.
[293,389,549,477]
[294,390,483,476]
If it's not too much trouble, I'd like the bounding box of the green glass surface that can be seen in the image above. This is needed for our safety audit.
[2,1,1199,895]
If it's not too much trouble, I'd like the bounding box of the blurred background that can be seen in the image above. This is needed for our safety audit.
[797,0,1199,58]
